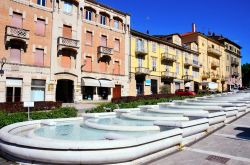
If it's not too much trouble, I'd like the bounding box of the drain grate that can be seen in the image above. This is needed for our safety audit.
[206,155,230,164]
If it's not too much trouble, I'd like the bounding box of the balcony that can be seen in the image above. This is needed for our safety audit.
[207,47,222,57]
[135,67,150,75]
[192,60,201,69]
[184,58,192,66]
[58,37,80,50]
[211,61,220,69]
[182,75,193,81]
[231,60,239,66]
[202,72,210,79]
[98,46,113,58]
[161,53,177,63]
[211,74,220,81]
[135,47,147,56]
[5,26,29,47]
[232,72,239,77]
[161,71,177,79]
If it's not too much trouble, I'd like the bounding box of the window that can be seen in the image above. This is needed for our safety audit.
[11,12,23,28]
[226,66,230,72]
[85,10,92,21]
[63,1,73,14]
[6,78,22,103]
[114,39,120,52]
[176,49,179,58]
[63,25,72,38]
[152,57,157,71]
[10,45,21,63]
[100,15,106,25]
[192,70,199,78]
[85,56,92,72]
[114,61,120,75]
[86,31,93,46]
[35,18,46,36]
[138,56,143,67]
[227,55,229,60]
[152,43,156,52]
[31,79,46,101]
[99,61,107,72]
[114,20,119,29]
[101,35,107,47]
[212,45,214,48]
[137,39,144,51]
[37,0,46,6]
[34,48,44,66]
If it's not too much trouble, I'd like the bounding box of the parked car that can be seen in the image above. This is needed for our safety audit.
[175,89,196,96]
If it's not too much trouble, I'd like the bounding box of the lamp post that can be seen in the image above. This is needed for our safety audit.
[0,57,7,76]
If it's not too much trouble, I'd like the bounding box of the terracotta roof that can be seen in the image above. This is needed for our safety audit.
[180,32,196,37]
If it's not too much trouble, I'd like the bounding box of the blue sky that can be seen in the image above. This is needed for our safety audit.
[97,0,250,64]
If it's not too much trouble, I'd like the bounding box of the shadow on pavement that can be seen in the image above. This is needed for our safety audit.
[235,127,250,140]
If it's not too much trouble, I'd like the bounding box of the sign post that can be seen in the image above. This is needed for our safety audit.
[24,101,34,121]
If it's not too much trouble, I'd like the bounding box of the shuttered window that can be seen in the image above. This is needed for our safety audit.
[11,12,23,28]
[99,61,107,72]
[114,39,120,52]
[85,56,92,72]
[101,35,107,47]
[86,31,92,46]
[35,48,44,66]
[35,19,46,36]
[10,46,21,63]
[114,61,120,75]
[63,25,72,38]
[61,51,71,68]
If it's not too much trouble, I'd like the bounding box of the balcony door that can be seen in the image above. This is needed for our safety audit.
[11,12,23,28]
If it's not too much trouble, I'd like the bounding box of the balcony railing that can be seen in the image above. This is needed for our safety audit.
[207,46,222,57]
[135,67,150,75]
[58,37,79,48]
[231,60,239,66]
[232,72,239,77]
[211,61,220,68]
[161,71,177,79]
[161,53,177,62]
[192,60,200,68]
[135,46,148,56]
[5,26,29,40]
[202,72,210,79]
[211,74,221,80]
[98,46,113,57]
[182,75,193,81]
[184,58,192,66]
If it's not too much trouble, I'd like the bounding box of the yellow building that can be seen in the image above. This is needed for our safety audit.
[181,31,226,92]
[129,30,199,96]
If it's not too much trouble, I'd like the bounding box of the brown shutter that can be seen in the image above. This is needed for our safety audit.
[63,25,72,38]
[114,39,120,51]
[61,50,71,68]
[86,31,92,45]
[85,56,92,72]
[35,49,44,66]
[10,47,21,63]
[101,35,107,47]
[36,19,45,36]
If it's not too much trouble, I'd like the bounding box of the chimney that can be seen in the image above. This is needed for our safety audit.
[192,23,196,32]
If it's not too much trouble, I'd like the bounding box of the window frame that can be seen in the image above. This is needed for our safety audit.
[37,0,46,6]
[85,10,92,21]
[114,19,119,29]
[100,15,106,25]
[63,1,73,14]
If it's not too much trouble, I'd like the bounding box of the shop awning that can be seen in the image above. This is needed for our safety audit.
[81,78,100,87]
[99,79,115,88]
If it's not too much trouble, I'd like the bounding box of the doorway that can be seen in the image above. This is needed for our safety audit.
[113,85,121,98]
[56,79,74,103]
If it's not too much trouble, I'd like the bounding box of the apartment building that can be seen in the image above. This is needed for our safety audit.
[181,26,226,92]
[0,0,52,103]
[211,35,242,90]
[129,30,199,96]
[0,0,130,103]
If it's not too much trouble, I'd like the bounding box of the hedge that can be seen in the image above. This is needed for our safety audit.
[0,101,62,113]
[87,94,208,113]
[0,107,77,128]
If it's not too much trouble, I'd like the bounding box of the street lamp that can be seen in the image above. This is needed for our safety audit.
[0,57,7,76]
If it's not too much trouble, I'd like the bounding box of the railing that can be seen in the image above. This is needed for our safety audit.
[231,60,239,66]
[211,73,221,80]
[211,61,220,68]
[58,37,79,48]
[135,46,147,55]
[207,46,222,57]
[5,26,29,39]
[161,71,177,78]
[182,75,193,81]
[135,67,150,75]
[161,53,177,62]
[98,46,113,56]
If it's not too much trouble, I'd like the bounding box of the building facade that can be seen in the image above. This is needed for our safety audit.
[129,30,199,96]
[0,0,130,103]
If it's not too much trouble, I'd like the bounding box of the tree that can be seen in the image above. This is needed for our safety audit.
[242,63,250,87]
